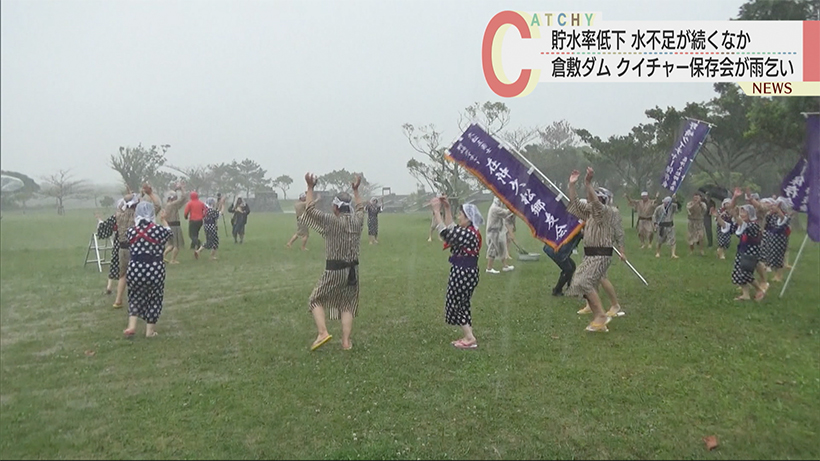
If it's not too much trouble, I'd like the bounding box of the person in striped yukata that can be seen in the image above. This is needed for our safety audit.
[162,183,187,264]
[301,173,365,352]
[286,192,310,250]
[577,191,627,319]
[653,196,680,259]
[564,167,624,333]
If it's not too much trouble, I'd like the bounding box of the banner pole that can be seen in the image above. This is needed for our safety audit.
[779,233,810,298]
[501,140,649,286]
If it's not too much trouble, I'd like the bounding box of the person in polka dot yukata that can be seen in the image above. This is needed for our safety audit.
[431,196,484,350]
[123,200,173,338]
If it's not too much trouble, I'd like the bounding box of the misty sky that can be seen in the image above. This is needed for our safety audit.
[1,0,745,195]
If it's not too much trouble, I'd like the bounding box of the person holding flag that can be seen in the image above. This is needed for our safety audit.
[564,167,623,333]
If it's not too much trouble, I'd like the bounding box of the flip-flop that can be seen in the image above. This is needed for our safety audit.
[585,322,609,332]
[311,335,332,351]
[112,303,122,309]
[452,339,478,350]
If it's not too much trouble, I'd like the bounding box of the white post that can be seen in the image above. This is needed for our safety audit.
[779,233,810,298]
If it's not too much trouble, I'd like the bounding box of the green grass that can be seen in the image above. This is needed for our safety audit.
[1,205,818,460]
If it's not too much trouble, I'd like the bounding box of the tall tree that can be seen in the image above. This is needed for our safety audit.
[273,175,293,199]
[690,84,769,189]
[209,162,239,197]
[41,169,89,215]
[538,120,579,150]
[110,144,170,192]
[576,113,673,192]
[318,169,368,194]
[166,165,210,196]
[232,159,270,198]
[403,101,510,200]
[402,124,475,199]
[500,126,539,152]
[458,101,511,136]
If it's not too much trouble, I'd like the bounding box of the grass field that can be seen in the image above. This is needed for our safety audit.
[1,203,819,460]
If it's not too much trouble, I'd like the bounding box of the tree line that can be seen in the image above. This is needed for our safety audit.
[1,145,381,213]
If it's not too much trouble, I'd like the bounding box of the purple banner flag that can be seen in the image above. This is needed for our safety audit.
[805,113,820,242]
[780,158,809,213]
[446,124,583,250]
[661,119,712,193]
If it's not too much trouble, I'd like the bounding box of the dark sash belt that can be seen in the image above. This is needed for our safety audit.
[638,217,652,220]
[168,221,181,227]
[449,255,478,268]
[130,253,162,263]
[326,259,359,286]
[119,242,130,249]
[659,222,674,227]
[584,246,613,256]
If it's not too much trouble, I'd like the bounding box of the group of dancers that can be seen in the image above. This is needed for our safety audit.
[93,169,795,345]
[95,182,250,336]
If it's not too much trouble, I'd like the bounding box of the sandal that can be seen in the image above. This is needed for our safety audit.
[585,323,609,332]
[311,334,332,351]
[451,339,478,349]
[585,316,611,332]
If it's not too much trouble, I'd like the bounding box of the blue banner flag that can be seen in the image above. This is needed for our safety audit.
[661,119,712,193]
[446,124,583,251]
[781,157,809,213]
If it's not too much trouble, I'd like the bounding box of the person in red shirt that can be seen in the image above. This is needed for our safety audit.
[184,191,207,252]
